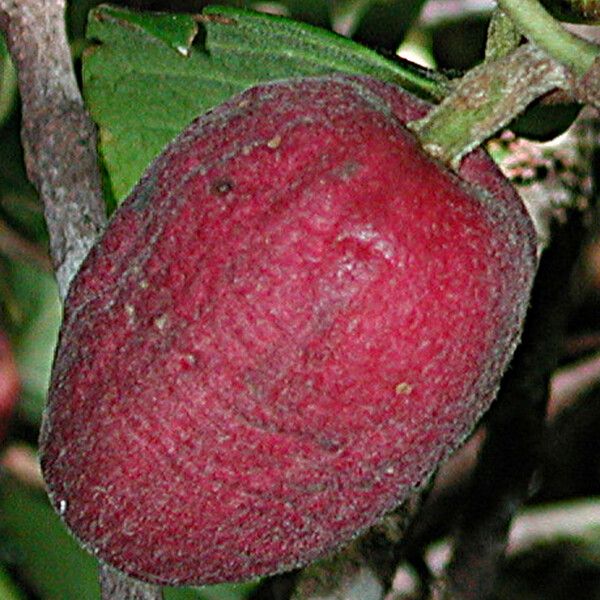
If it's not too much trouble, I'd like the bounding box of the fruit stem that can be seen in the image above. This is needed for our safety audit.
[497,0,600,76]
[409,0,600,168]
[407,44,571,169]
[485,9,521,62]
[99,564,164,600]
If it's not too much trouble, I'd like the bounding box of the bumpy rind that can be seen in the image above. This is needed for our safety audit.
[40,74,537,585]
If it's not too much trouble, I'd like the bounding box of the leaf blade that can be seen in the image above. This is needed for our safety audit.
[83,4,447,201]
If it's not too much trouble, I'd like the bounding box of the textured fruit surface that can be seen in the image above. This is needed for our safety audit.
[40,75,537,585]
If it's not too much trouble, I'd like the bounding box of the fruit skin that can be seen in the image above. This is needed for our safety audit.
[40,74,537,586]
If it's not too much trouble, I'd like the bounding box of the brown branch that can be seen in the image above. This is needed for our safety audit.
[408,44,571,169]
[0,0,106,301]
[0,2,163,599]
[99,565,163,600]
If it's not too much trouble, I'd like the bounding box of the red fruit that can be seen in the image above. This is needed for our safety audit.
[0,333,19,443]
[40,75,537,585]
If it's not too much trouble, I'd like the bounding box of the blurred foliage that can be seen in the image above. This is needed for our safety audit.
[540,0,600,23]
[429,14,489,70]
[0,1,598,598]
[1,477,101,599]
[0,562,25,600]
[352,0,428,50]
[494,539,600,600]
[7,263,60,426]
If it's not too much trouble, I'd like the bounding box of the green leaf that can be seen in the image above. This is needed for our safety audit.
[510,102,581,141]
[0,563,25,600]
[8,262,61,426]
[165,581,256,599]
[0,477,101,600]
[97,7,199,53]
[83,4,447,202]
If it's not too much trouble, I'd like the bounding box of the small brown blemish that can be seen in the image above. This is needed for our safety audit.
[94,11,139,31]
[210,178,234,195]
[395,382,413,395]
[193,14,237,26]
[266,135,282,149]
[334,160,360,180]
[124,304,135,325]
[154,314,168,331]
[181,354,196,368]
